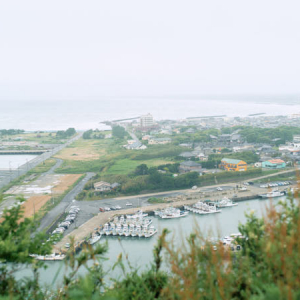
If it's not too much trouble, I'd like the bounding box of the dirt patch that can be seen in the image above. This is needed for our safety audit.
[54,140,105,161]
[52,174,82,193]
[5,174,82,196]
[20,195,51,220]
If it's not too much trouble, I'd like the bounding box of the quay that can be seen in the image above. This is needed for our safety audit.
[0,150,48,155]
[53,184,290,253]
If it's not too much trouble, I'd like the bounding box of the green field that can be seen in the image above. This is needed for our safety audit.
[105,158,174,175]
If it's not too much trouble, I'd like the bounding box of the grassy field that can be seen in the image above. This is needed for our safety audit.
[28,158,57,174]
[18,132,65,144]
[105,158,174,175]
[55,138,178,174]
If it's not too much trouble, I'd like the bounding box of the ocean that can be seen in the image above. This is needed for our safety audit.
[0,96,300,131]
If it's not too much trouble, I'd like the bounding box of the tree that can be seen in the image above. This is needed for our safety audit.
[134,164,149,175]
[112,125,126,139]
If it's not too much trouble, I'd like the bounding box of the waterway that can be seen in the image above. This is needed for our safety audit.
[16,196,285,288]
[0,154,37,170]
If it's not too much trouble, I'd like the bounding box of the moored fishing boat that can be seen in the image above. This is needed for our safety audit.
[157,207,188,219]
[88,233,102,245]
[216,197,238,208]
[259,189,284,198]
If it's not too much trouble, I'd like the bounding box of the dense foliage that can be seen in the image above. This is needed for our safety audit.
[112,125,126,139]
[0,129,24,135]
[56,128,76,139]
[83,129,105,139]
[208,151,260,164]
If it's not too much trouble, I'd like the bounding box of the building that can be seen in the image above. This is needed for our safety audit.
[148,137,171,145]
[262,159,286,169]
[179,161,203,173]
[220,158,248,171]
[94,181,120,191]
[293,135,300,143]
[94,181,112,192]
[124,141,147,150]
[140,113,154,128]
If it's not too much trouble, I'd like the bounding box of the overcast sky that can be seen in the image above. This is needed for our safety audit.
[0,0,300,100]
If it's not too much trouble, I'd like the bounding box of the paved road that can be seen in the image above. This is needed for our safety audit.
[0,133,83,190]
[93,168,296,203]
[37,172,95,232]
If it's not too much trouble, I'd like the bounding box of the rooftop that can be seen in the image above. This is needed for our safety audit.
[221,158,245,164]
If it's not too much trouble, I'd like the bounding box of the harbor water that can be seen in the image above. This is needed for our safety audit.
[0,155,37,170]
[16,196,285,288]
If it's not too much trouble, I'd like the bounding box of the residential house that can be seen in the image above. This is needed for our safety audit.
[124,141,147,150]
[262,159,286,169]
[94,181,112,192]
[220,158,248,171]
[94,181,120,192]
[148,137,171,145]
[179,161,203,173]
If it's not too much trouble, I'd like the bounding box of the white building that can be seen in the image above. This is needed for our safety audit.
[94,181,111,192]
[140,113,154,128]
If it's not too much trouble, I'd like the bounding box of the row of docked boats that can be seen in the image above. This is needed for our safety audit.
[101,222,157,238]
[184,198,238,215]
[154,198,238,218]
[184,202,221,214]
[30,253,66,261]
[100,211,157,238]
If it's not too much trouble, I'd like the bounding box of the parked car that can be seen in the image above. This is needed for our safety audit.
[216,187,223,191]
[104,207,111,211]
[99,207,105,212]
[115,205,121,210]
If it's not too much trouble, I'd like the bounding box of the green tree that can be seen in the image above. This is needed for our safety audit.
[112,125,126,139]
[134,164,149,175]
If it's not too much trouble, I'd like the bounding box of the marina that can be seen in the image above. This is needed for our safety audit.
[52,182,291,254]
[17,196,287,286]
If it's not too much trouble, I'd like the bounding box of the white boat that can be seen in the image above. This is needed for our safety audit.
[158,207,188,219]
[190,202,221,214]
[35,253,66,261]
[260,189,285,198]
[126,210,148,219]
[88,234,101,245]
[216,197,238,208]
[145,225,157,238]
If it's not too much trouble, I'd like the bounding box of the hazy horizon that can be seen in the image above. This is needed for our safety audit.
[1,0,300,101]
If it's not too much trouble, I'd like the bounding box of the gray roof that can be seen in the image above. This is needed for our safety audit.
[179,152,195,158]
[180,161,201,167]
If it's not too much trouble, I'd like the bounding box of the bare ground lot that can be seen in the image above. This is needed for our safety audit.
[54,140,105,161]
[5,174,82,197]
[2,174,82,219]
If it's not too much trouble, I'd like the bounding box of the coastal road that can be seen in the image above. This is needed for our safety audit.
[37,172,95,233]
[95,168,296,203]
